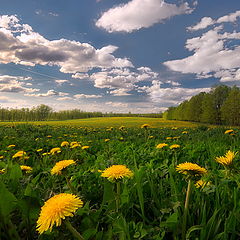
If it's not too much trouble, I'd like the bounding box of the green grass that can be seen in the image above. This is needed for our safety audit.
[0,123,240,239]
[0,117,200,128]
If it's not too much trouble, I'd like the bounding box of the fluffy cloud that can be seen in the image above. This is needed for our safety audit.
[74,94,102,99]
[96,0,193,33]
[146,80,210,106]
[0,74,38,93]
[187,10,240,31]
[90,67,159,95]
[55,80,69,85]
[25,89,68,97]
[164,26,240,81]
[96,0,194,33]
[0,15,132,73]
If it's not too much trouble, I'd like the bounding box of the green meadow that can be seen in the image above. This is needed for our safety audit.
[0,119,240,239]
[0,117,199,128]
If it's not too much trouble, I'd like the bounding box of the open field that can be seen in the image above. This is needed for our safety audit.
[1,121,240,239]
[0,117,201,128]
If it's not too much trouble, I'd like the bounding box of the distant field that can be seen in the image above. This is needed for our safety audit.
[0,117,201,128]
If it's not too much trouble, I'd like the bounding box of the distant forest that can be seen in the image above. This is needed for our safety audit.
[164,85,240,125]
[0,104,162,121]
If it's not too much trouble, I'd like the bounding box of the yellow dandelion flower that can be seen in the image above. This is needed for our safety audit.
[215,150,237,166]
[61,141,69,147]
[50,147,61,155]
[166,137,172,140]
[173,136,180,139]
[195,179,210,189]
[7,144,15,148]
[51,160,76,175]
[81,146,90,150]
[20,165,33,173]
[170,144,180,149]
[36,193,83,234]
[119,137,124,141]
[104,139,110,142]
[148,135,154,139]
[47,135,52,138]
[0,168,5,174]
[0,155,4,159]
[70,142,80,148]
[176,162,207,176]
[101,165,133,181]
[182,131,188,134]
[224,129,234,134]
[156,143,168,149]
[37,149,43,152]
[12,151,28,159]
[119,126,125,130]
[141,124,150,129]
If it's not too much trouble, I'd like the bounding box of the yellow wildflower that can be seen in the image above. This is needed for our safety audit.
[81,146,90,150]
[170,144,180,149]
[101,165,133,181]
[0,168,5,174]
[166,137,172,140]
[176,162,207,176]
[0,155,3,159]
[51,160,76,175]
[141,124,150,129]
[37,149,43,152]
[7,144,15,148]
[156,143,168,149]
[215,150,237,166]
[195,179,210,189]
[12,151,29,159]
[224,129,234,134]
[61,141,69,147]
[36,193,83,234]
[105,139,110,142]
[50,147,61,155]
[20,165,33,173]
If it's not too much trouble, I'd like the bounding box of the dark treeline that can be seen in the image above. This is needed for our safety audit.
[164,85,240,125]
[0,104,162,121]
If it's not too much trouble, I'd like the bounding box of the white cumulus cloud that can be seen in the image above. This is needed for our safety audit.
[96,0,194,33]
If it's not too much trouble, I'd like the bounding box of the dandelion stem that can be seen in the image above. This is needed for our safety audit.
[65,219,84,240]
[182,179,192,240]
[116,181,121,212]
[65,176,76,194]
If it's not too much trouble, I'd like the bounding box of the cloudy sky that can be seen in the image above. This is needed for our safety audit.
[0,0,239,113]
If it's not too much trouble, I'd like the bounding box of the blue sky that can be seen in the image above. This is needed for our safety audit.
[0,0,239,113]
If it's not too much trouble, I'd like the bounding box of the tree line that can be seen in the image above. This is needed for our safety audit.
[163,85,240,125]
[0,104,162,121]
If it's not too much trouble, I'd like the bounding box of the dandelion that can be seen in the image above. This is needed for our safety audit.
[156,143,168,149]
[7,144,15,148]
[215,150,237,166]
[36,193,83,234]
[224,129,234,134]
[195,179,210,189]
[47,135,52,138]
[166,137,172,140]
[0,155,3,159]
[20,165,33,173]
[50,147,61,155]
[104,139,110,142]
[12,151,29,160]
[119,126,125,130]
[0,168,5,174]
[141,124,150,129]
[51,160,76,175]
[176,162,207,177]
[61,141,69,147]
[148,135,154,139]
[170,144,180,149]
[81,146,90,150]
[70,142,80,148]
[101,165,133,181]
[182,131,188,134]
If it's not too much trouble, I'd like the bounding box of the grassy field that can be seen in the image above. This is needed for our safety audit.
[0,117,200,128]
[0,120,240,239]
